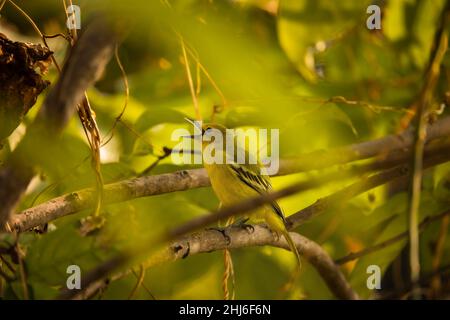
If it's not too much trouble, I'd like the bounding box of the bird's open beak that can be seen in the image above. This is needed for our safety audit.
[184,117,200,127]
[184,117,202,139]
[182,134,198,139]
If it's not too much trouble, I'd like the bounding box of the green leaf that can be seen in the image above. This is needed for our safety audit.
[277,0,371,82]
[350,191,441,298]
[135,108,187,132]
[26,224,106,288]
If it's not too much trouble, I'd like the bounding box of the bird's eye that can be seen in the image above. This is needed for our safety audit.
[202,127,211,135]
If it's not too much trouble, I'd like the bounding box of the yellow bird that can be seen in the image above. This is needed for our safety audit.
[195,122,301,269]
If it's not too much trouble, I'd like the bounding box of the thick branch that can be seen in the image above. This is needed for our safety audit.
[0,20,116,229]
[286,146,450,229]
[68,226,359,300]
[166,227,359,299]
[11,169,209,232]
[278,116,450,174]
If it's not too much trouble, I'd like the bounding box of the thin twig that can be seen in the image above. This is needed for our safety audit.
[183,43,227,107]
[0,265,15,282]
[407,4,449,298]
[0,0,7,12]
[43,33,70,41]
[227,96,411,115]
[17,245,28,300]
[101,44,130,147]
[132,268,156,300]
[117,119,155,151]
[0,254,15,274]
[128,265,145,300]
[6,0,62,72]
[138,147,172,177]
[180,37,201,120]
[430,215,449,297]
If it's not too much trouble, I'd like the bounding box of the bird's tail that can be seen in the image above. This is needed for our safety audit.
[264,209,302,294]
[279,229,302,296]
[265,210,302,269]
[281,229,302,270]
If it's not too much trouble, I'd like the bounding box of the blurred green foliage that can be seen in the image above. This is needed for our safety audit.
[1,0,450,299]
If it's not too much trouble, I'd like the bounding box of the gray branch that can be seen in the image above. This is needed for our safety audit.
[68,226,359,300]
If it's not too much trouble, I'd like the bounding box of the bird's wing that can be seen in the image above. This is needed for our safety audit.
[229,162,286,222]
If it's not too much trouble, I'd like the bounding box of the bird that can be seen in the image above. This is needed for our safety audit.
[192,121,302,270]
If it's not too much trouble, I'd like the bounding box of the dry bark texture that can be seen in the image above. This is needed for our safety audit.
[0,33,52,141]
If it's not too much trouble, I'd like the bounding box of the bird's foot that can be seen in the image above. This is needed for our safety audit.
[263,224,280,241]
[231,217,254,234]
[206,227,231,245]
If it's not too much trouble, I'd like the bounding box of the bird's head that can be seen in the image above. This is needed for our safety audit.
[201,123,227,136]
[184,119,228,151]
[199,123,228,151]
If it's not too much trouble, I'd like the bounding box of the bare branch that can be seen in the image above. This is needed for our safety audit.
[287,147,450,229]
[65,226,359,300]
[11,169,209,232]
[278,116,450,175]
[167,227,359,299]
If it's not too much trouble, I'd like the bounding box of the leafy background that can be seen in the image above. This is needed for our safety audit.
[1,0,450,299]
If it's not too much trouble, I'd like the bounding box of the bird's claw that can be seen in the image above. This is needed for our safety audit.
[231,217,255,234]
[243,224,254,234]
[263,224,280,241]
[207,227,231,245]
[272,231,281,241]
[237,222,255,234]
